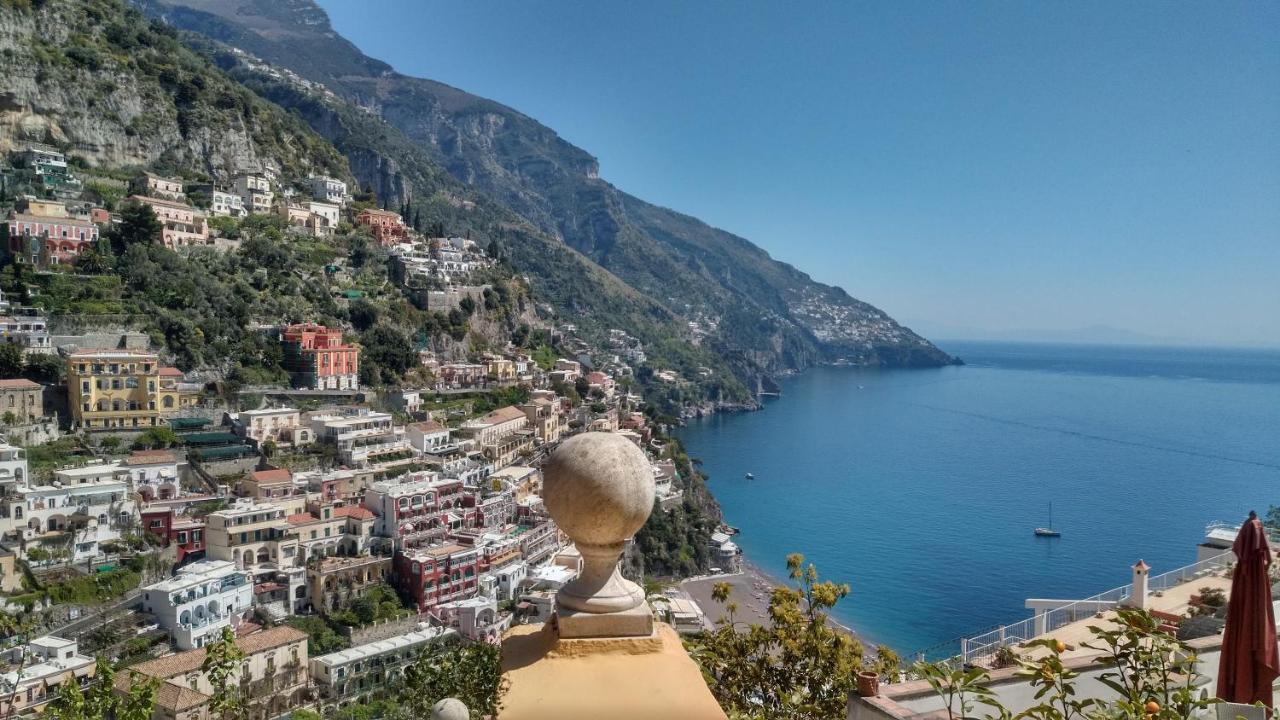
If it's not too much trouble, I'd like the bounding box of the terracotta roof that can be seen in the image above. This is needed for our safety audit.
[0,379,40,389]
[287,512,319,526]
[479,406,527,426]
[9,213,96,228]
[124,450,176,466]
[130,626,306,680]
[409,420,446,433]
[115,675,210,713]
[250,468,292,484]
[332,506,373,520]
[158,367,184,377]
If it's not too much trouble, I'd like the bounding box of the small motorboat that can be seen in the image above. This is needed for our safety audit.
[745,472,754,479]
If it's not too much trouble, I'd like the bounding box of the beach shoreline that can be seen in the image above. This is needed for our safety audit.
[680,559,863,641]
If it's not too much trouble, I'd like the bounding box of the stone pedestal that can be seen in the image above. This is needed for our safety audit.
[557,602,655,639]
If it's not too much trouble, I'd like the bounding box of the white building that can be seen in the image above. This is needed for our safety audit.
[230,407,314,449]
[309,627,454,704]
[0,443,28,491]
[1,463,136,561]
[120,450,180,501]
[308,176,348,205]
[434,596,508,643]
[406,420,450,453]
[708,531,742,573]
[209,190,246,218]
[140,559,253,650]
[233,173,274,215]
[0,311,52,354]
[308,410,411,467]
[306,201,340,232]
[0,636,94,716]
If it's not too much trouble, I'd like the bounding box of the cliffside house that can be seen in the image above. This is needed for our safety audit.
[233,172,274,215]
[0,379,44,424]
[5,208,99,268]
[129,196,210,250]
[131,172,184,200]
[355,208,408,246]
[281,324,360,391]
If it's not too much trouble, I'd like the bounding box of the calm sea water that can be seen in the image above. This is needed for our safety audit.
[675,341,1280,654]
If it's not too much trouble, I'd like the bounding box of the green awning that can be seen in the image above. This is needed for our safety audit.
[180,432,241,446]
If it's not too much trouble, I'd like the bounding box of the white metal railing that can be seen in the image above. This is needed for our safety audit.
[955,551,1234,666]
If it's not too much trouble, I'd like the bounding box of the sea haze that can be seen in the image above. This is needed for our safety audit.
[675,341,1280,654]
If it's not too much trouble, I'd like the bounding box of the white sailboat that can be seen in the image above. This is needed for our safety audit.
[1034,502,1061,537]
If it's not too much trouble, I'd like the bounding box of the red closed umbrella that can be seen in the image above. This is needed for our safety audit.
[1217,511,1279,708]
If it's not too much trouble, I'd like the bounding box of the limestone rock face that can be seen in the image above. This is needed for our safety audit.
[542,432,654,548]
[0,0,347,182]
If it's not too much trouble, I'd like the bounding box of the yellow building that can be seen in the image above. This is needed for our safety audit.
[66,350,192,430]
[484,355,517,381]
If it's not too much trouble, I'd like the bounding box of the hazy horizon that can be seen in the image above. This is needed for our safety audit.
[318,1,1279,347]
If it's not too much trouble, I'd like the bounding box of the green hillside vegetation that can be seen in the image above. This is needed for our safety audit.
[141,0,956,384]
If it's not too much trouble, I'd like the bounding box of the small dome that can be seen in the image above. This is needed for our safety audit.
[431,698,469,720]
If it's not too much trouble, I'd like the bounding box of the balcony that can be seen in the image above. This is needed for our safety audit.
[179,611,232,631]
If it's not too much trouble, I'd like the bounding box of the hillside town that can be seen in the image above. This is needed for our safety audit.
[0,142,744,719]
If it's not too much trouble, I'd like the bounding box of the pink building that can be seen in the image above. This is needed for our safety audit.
[129,196,209,250]
[5,211,99,266]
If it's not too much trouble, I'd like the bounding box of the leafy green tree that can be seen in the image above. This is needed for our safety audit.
[913,609,1216,720]
[201,627,247,720]
[0,344,23,377]
[360,326,415,384]
[403,641,507,720]
[75,242,115,275]
[107,202,162,254]
[44,656,155,720]
[693,554,864,720]
[349,299,380,331]
[132,427,180,450]
[1,610,41,720]
[285,616,349,656]
[22,353,62,383]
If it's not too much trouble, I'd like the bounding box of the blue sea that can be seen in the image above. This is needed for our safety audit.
[674,341,1280,654]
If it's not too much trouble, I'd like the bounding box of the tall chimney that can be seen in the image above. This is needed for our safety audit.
[1129,560,1151,610]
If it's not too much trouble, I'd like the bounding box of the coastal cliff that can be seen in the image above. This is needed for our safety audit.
[138,0,958,384]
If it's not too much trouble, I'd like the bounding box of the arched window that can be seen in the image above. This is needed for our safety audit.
[163,396,174,409]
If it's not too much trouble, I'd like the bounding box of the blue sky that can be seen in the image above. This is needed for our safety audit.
[317,1,1279,346]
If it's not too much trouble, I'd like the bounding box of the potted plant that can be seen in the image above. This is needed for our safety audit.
[857,670,879,698]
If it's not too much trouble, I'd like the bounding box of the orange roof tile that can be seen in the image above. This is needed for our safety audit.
[129,627,307,680]
[332,506,374,520]
[124,450,176,466]
[249,468,292,484]
[0,379,40,389]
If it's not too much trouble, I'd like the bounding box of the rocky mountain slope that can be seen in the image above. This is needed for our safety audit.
[136,0,959,378]
[0,0,349,183]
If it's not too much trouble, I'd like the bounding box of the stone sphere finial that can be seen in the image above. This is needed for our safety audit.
[430,698,469,720]
[543,432,655,613]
